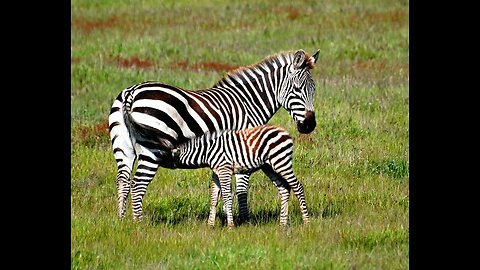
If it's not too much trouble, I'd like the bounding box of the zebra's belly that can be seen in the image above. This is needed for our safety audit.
[232,160,262,174]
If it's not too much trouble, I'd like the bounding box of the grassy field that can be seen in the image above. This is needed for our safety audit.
[71,0,409,269]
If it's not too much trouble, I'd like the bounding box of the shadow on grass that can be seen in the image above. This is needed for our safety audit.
[144,196,344,227]
[145,205,281,227]
[145,196,210,226]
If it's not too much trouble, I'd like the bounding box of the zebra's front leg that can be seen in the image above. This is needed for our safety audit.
[235,173,250,224]
[131,155,160,222]
[215,168,234,229]
[208,172,221,227]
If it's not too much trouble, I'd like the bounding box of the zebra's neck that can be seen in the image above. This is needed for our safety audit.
[209,52,294,128]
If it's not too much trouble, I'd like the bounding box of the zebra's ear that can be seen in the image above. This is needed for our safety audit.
[310,49,320,64]
[293,50,306,69]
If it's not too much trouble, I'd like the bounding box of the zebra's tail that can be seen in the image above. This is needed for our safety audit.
[121,88,135,135]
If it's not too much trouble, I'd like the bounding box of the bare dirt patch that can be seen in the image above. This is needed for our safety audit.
[72,15,152,34]
[74,122,110,146]
[72,16,120,34]
[274,6,302,21]
[114,56,155,69]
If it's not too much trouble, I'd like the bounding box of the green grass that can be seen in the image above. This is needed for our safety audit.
[71,0,409,269]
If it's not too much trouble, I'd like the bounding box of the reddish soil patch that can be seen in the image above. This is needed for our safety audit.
[71,57,80,65]
[350,60,386,72]
[365,10,407,24]
[172,61,238,72]
[75,122,110,145]
[72,16,119,34]
[349,10,407,26]
[274,6,302,21]
[114,56,155,69]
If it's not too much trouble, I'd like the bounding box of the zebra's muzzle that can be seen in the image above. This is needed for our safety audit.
[297,111,316,134]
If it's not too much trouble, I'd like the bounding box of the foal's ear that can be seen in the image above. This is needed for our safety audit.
[293,50,307,69]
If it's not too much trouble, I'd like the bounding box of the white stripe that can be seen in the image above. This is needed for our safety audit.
[130,111,180,139]
[186,92,221,131]
[136,87,210,134]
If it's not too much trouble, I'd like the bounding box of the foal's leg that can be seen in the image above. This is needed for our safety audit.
[214,168,234,229]
[208,172,221,227]
[268,158,310,224]
[261,166,291,226]
[235,173,251,224]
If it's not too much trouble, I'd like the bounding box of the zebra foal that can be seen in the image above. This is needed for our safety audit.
[170,124,310,229]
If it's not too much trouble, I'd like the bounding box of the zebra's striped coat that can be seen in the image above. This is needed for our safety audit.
[109,49,319,221]
[172,125,310,228]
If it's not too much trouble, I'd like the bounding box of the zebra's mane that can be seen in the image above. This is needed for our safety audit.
[212,50,314,88]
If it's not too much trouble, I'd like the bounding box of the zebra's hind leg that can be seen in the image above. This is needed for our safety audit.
[208,172,222,227]
[116,163,134,219]
[131,153,160,222]
[235,173,251,224]
[111,144,136,219]
[265,161,310,225]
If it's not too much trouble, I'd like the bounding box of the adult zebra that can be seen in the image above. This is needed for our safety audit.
[171,124,310,229]
[109,49,320,221]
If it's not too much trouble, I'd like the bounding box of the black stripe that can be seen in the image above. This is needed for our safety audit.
[257,131,279,157]
[137,164,157,171]
[138,154,158,164]
[133,106,185,142]
[134,89,204,137]
[113,147,125,155]
[198,91,224,129]
[118,164,128,170]
[236,73,264,116]
[248,69,273,114]
[109,121,120,131]
[236,133,248,169]
[136,138,173,152]
[175,91,217,133]
[211,90,236,129]
[128,114,177,147]
[135,172,156,178]
[268,145,293,164]
[115,92,123,102]
[110,107,120,115]
[111,135,118,144]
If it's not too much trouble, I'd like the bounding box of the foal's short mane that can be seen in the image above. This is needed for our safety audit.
[213,50,315,88]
